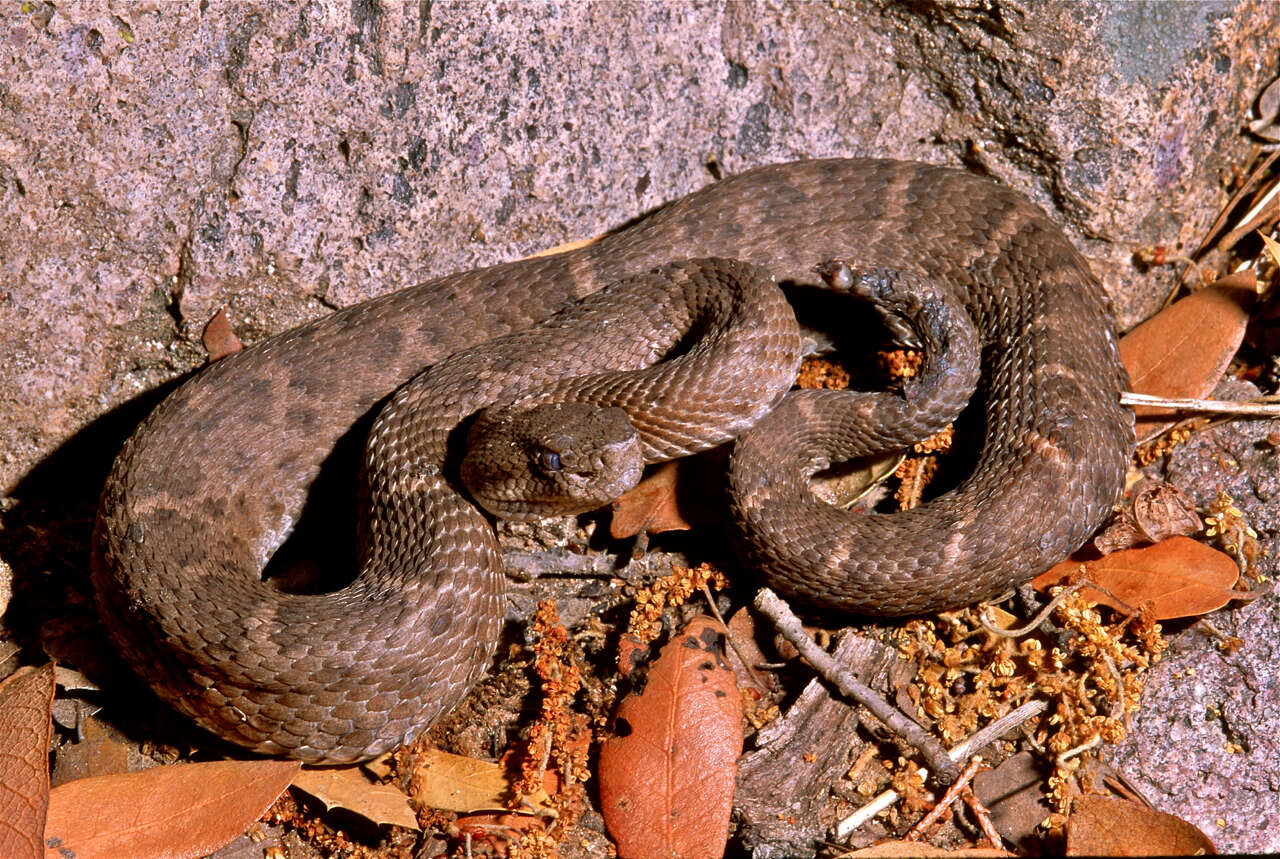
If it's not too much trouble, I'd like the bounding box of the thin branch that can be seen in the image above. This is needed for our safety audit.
[977,585,1083,638]
[903,757,988,842]
[962,783,1005,849]
[1121,391,1280,417]
[754,588,961,784]
[835,699,1049,839]
[700,582,769,694]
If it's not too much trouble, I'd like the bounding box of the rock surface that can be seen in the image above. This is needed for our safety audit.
[1,0,1274,492]
[1106,380,1280,856]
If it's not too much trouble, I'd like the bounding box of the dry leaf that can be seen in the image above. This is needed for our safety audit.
[1093,480,1201,554]
[810,451,904,508]
[1261,230,1280,268]
[598,617,743,859]
[522,232,604,260]
[721,607,775,694]
[0,664,56,859]
[49,716,130,788]
[1067,794,1215,856]
[971,752,1053,852]
[409,748,521,814]
[202,306,243,361]
[43,759,299,859]
[1250,74,1280,141]
[1118,276,1253,440]
[292,766,419,830]
[1034,537,1240,620]
[610,461,693,539]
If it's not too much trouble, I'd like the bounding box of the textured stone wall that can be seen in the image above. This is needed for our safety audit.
[1,1,1274,491]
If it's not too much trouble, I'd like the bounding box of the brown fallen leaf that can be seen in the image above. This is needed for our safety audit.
[1118,274,1254,440]
[610,461,692,539]
[811,450,904,508]
[409,748,511,813]
[49,715,131,788]
[721,607,775,695]
[971,752,1053,853]
[598,616,743,859]
[202,306,243,361]
[1034,536,1240,620]
[1067,794,1215,856]
[0,664,56,859]
[408,747,552,816]
[292,766,419,830]
[43,759,299,859]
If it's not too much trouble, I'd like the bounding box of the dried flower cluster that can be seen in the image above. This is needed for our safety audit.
[896,592,1167,825]
[1134,424,1197,465]
[879,348,923,380]
[508,600,591,857]
[625,563,728,642]
[1203,489,1262,574]
[894,425,955,510]
[795,355,852,389]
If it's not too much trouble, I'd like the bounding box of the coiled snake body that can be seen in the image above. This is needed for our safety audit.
[93,159,1133,762]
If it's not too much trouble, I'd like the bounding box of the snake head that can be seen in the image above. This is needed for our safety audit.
[461,401,644,520]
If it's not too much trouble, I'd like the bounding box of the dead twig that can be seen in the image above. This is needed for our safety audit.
[1120,391,1280,417]
[977,585,1084,638]
[835,699,1049,839]
[754,588,961,784]
[962,782,1004,849]
[903,757,990,842]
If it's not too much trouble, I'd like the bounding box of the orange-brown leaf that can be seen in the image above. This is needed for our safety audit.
[1034,537,1239,619]
[1119,276,1253,440]
[43,759,299,859]
[408,748,509,813]
[202,306,243,361]
[1066,794,1215,856]
[292,766,418,830]
[610,461,693,539]
[598,617,743,859]
[0,664,56,859]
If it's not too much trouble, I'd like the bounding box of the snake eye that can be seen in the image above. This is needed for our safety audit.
[539,450,562,473]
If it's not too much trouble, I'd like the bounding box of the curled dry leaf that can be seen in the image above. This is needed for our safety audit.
[1034,536,1240,620]
[1066,794,1215,856]
[810,451,904,508]
[1250,74,1280,141]
[43,759,299,859]
[292,766,419,830]
[0,664,56,859]
[1118,274,1253,440]
[201,306,243,361]
[1092,480,1201,554]
[598,617,743,859]
[722,607,775,694]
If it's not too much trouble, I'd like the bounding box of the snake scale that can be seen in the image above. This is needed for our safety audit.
[92,159,1133,762]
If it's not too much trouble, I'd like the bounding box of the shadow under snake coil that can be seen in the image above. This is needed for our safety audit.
[92,159,1134,763]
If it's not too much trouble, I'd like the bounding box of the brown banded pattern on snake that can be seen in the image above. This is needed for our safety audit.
[92,159,1134,763]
